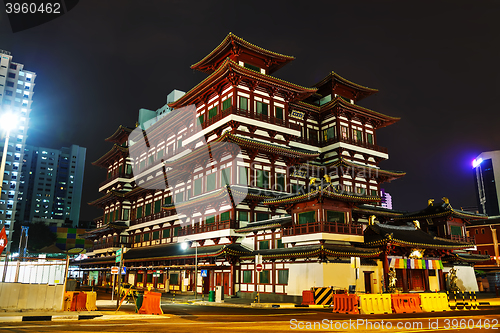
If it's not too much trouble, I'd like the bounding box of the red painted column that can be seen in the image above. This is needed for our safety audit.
[383,251,389,292]
[230,263,236,296]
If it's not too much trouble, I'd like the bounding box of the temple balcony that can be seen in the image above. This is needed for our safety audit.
[99,171,134,191]
[130,210,177,226]
[200,106,301,132]
[445,234,475,244]
[91,241,130,252]
[292,135,388,153]
[282,221,364,243]
[178,219,241,242]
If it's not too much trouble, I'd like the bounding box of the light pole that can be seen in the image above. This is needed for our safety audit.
[0,110,18,254]
[182,240,197,299]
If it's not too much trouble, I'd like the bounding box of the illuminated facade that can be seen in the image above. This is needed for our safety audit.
[473,150,500,216]
[81,34,485,299]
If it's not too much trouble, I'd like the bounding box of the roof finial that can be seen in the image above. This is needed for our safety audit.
[368,215,376,225]
[428,199,434,206]
[412,220,420,229]
[442,197,450,204]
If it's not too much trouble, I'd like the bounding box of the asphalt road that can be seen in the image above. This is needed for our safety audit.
[1,304,499,332]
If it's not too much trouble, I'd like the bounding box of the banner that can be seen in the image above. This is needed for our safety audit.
[0,227,7,255]
[389,257,442,270]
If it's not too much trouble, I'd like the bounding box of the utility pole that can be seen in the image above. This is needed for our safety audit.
[116,245,124,309]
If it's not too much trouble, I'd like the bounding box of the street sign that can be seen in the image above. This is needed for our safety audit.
[201,269,208,277]
[121,266,126,275]
[111,266,119,274]
[256,264,263,272]
[115,249,122,263]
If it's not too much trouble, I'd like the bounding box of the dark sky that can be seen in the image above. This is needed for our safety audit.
[1,1,499,221]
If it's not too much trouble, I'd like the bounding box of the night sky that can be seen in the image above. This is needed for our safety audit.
[1,1,499,222]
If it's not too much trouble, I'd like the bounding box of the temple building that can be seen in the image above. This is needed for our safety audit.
[79,33,487,300]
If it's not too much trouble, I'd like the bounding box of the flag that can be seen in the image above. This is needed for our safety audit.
[0,226,7,256]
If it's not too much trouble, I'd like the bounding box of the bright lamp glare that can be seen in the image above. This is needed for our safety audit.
[472,158,483,168]
[1,112,18,131]
[181,242,188,250]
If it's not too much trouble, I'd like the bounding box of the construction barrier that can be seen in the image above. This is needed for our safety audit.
[138,291,163,315]
[63,291,78,311]
[302,290,315,305]
[332,293,359,314]
[359,294,392,314]
[85,291,98,311]
[312,287,333,305]
[420,293,450,312]
[448,291,479,310]
[391,294,422,313]
[75,291,88,311]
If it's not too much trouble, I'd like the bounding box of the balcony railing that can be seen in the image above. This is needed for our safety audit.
[91,241,130,251]
[99,171,134,187]
[447,235,475,244]
[201,106,301,131]
[293,135,388,153]
[130,210,176,226]
[178,219,238,236]
[282,221,363,237]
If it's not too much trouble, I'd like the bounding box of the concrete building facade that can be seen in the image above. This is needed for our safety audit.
[0,49,36,250]
[473,150,500,217]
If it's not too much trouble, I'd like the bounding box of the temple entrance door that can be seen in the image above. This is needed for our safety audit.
[202,275,210,294]
[364,272,372,294]
[223,272,230,295]
[410,270,425,291]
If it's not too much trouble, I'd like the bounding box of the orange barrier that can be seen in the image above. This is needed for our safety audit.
[138,291,163,315]
[75,291,88,311]
[302,290,315,305]
[332,294,359,314]
[391,294,422,313]
[63,291,78,311]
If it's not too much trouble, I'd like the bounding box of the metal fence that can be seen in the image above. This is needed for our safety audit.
[0,258,68,285]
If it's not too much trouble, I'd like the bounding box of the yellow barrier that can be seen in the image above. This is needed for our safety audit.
[359,294,392,314]
[420,293,450,312]
[85,291,98,311]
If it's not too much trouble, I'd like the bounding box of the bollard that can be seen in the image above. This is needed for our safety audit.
[172,291,175,302]
[473,291,478,310]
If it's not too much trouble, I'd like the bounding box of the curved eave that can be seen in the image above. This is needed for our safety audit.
[352,207,404,217]
[92,145,129,168]
[171,58,317,108]
[88,191,126,207]
[394,209,487,221]
[105,125,134,144]
[314,71,378,101]
[363,237,474,249]
[124,246,244,263]
[263,188,380,205]
[322,97,400,128]
[191,33,295,74]
[324,158,406,180]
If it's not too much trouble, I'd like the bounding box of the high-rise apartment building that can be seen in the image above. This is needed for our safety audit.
[473,150,500,216]
[16,144,86,227]
[0,49,36,251]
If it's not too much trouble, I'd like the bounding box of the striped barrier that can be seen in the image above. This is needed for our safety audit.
[85,291,98,311]
[359,294,392,314]
[312,287,333,305]
[138,291,163,315]
[391,294,422,313]
[420,293,450,312]
[332,293,359,314]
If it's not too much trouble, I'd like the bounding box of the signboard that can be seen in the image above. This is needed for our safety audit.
[115,249,122,263]
[290,110,305,120]
[256,264,263,272]
[111,266,119,275]
[122,266,126,275]
[201,269,208,278]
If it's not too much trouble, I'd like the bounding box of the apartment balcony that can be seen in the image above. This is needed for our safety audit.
[99,171,134,188]
[201,106,301,132]
[282,221,364,243]
[178,219,239,237]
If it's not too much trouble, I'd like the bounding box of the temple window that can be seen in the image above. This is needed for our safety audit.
[154,200,161,213]
[259,240,269,250]
[222,98,231,111]
[220,167,230,187]
[352,129,363,142]
[206,173,216,191]
[194,178,202,196]
[242,271,252,283]
[298,211,315,224]
[136,206,143,219]
[450,225,462,236]
[162,229,170,238]
[275,107,283,120]
[367,133,374,145]
[278,270,289,284]
[206,215,215,225]
[326,211,345,223]
[322,127,335,142]
[256,212,269,221]
[145,203,152,216]
[152,231,160,240]
[341,126,348,140]
[256,101,268,116]
[208,106,218,120]
[255,169,269,188]
[244,63,260,72]
[276,173,285,191]
[239,166,248,185]
[220,211,230,222]
[259,270,270,284]
[239,211,248,223]
[276,239,285,248]
[175,192,183,203]
[239,96,248,110]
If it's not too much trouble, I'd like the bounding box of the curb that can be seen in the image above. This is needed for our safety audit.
[0,312,103,323]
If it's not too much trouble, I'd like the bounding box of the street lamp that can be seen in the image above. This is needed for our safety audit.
[181,240,197,299]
